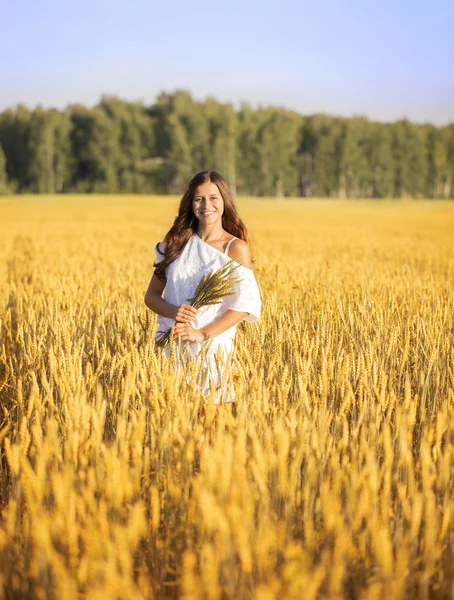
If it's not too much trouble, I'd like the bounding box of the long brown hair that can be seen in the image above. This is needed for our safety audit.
[154,171,248,282]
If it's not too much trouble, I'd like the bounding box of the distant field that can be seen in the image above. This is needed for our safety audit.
[0,196,453,599]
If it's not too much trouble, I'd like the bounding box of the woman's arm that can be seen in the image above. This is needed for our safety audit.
[144,274,197,322]
[144,273,177,319]
[200,309,249,339]
[173,309,248,342]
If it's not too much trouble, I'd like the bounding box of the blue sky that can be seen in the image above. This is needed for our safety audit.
[2,0,453,125]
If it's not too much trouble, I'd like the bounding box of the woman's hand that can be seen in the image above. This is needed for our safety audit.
[173,322,206,343]
[174,303,198,323]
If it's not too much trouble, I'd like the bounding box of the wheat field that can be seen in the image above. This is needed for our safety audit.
[0,195,453,600]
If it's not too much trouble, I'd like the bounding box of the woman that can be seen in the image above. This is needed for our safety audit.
[144,170,261,406]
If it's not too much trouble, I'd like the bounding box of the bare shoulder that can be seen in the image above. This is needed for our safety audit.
[227,238,252,269]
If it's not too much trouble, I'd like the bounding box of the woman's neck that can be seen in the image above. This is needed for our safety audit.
[196,223,226,242]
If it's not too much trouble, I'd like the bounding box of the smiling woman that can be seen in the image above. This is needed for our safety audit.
[144,171,262,413]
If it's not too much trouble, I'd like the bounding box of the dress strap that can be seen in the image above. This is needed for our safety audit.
[224,237,237,255]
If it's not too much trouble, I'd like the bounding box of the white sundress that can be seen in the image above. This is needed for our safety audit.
[154,233,262,404]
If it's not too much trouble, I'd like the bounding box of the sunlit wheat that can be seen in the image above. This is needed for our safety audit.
[0,196,453,599]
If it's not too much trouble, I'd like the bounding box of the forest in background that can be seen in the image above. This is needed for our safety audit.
[0,89,453,198]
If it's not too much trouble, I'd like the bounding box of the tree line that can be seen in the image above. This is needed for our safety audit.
[0,90,453,198]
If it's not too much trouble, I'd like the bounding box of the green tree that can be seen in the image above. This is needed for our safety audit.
[391,120,428,198]
[236,103,263,196]
[338,117,373,198]
[428,125,453,198]
[100,96,155,193]
[27,107,72,193]
[302,115,344,197]
[149,90,207,192]
[0,143,13,194]
[0,105,32,192]
[204,99,238,196]
[256,108,302,197]
[69,105,121,192]
[444,125,454,198]
[367,123,394,198]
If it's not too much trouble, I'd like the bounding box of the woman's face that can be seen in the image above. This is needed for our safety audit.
[192,182,224,226]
